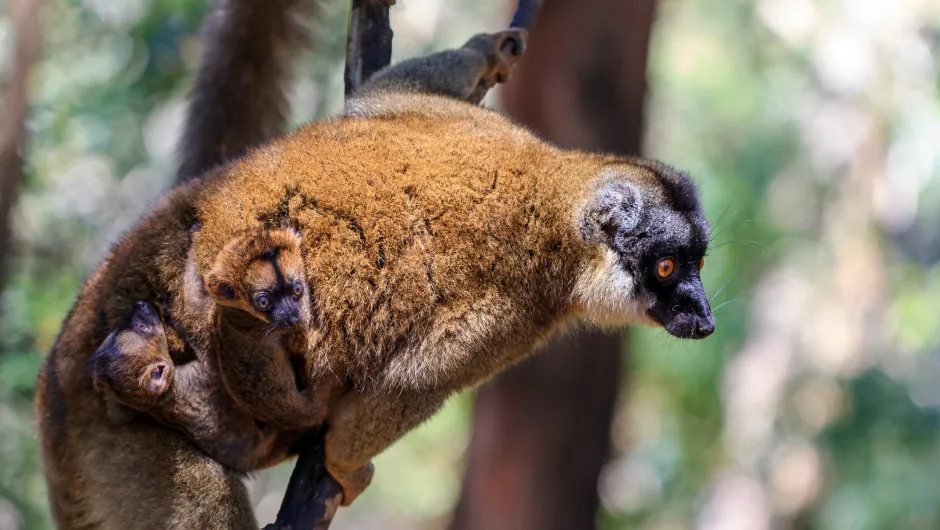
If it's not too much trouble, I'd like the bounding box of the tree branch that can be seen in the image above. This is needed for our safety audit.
[0,0,41,331]
[343,0,394,96]
[262,429,343,530]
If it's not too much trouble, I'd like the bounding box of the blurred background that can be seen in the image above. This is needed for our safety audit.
[1,0,940,528]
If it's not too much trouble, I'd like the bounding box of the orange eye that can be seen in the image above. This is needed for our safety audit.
[656,258,676,279]
[699,258,705,270]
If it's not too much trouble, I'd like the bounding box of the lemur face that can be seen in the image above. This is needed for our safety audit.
[205,228,312,330]
[575,164,714,340]
[91,301,172,399]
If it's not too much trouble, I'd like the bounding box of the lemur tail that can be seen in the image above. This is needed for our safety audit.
[175,0,318,184]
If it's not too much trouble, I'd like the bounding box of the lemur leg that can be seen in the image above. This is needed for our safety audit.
[356,29,527,104]
[324,388,450,505]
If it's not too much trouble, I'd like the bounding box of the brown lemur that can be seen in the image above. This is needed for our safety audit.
[36,18,714,530]
[186,29,714,505]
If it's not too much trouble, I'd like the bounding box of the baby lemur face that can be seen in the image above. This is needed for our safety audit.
[90,301,172,406]
[575,162,715,340]
[204,228,311,329]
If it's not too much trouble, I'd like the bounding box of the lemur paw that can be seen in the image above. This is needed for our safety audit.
[464,28,528,102]
[326,461,375,506]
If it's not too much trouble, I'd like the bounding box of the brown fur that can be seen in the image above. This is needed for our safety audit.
[35,27,710,526]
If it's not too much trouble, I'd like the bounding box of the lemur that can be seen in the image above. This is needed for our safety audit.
[36,6,713,530]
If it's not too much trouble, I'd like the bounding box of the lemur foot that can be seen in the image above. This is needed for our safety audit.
[326,460,375,506]
[464,28,528,103]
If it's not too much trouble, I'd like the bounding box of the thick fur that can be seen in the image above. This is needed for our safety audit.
[35,27,711,526]
[186,86,709,502]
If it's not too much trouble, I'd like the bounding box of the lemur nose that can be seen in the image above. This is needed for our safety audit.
[694,318,715,339]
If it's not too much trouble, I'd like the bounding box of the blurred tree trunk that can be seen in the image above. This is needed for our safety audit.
[0,0,41,331]
[451,0,656,528]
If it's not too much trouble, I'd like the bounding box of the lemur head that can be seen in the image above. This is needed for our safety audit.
[573,160,714,340]
[204,228,311,330]
[90,301,172,404]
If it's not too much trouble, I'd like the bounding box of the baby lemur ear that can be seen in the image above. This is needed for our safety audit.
[205,273,236,300]
[579,180,644,244]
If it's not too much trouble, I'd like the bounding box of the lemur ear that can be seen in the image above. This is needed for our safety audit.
[205,273,236,300]
[579,181,643,244]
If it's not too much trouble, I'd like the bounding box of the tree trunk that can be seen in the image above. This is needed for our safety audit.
[0,0,41,332]
[451,0,657,528]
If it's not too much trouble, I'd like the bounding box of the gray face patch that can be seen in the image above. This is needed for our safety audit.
[580,162,715,339]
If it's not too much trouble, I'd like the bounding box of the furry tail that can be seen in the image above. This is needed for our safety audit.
[175,0,316,183]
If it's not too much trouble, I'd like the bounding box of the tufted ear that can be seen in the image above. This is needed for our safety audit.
[204,271,236,300]
[579,180,643,244]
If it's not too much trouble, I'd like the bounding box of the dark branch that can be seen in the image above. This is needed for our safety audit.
[262,429,343,530]
[344,0,394,96]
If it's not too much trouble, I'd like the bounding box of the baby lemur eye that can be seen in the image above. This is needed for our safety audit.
[137,324,152,334]
[292,280,304,297]
[699,258,705,270]
[254,293,271,310]
[656,257,676,279]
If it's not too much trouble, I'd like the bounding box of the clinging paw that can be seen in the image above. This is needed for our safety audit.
[326,461,375,506]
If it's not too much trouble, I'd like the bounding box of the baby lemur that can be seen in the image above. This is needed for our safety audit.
[37,21,714,530]
[202,227,339,428]
[87,229,334,472]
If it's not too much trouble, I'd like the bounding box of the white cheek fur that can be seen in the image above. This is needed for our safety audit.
[572,247,651,327]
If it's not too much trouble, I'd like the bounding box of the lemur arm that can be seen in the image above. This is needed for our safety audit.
[152,360,278,472]
[214,327,339,429]
[354,29,527,104]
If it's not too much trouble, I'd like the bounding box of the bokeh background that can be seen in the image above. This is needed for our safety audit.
[2,0,940,529]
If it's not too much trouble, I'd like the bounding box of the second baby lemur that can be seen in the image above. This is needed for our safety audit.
[37,21,715,530]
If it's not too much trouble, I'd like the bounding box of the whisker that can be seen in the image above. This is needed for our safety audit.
[711,298,743,312]
[263,322,279,338]
[710,257,740,303]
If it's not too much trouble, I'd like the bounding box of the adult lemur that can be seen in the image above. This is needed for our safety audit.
[35,1,714,528]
